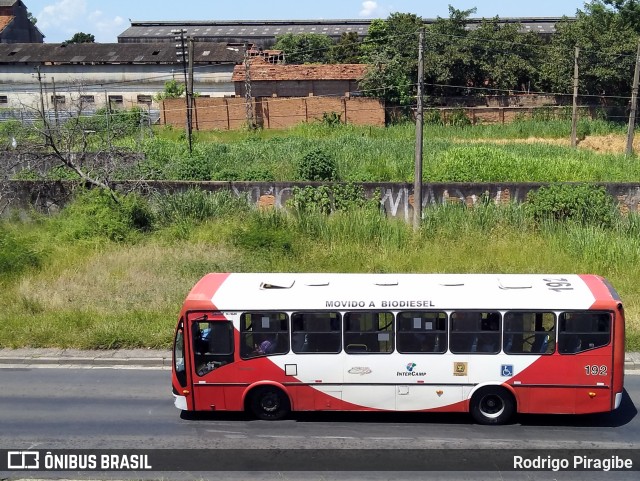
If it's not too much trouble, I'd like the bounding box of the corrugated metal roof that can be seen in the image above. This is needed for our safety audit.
[118,17,569,44]
[0,42,245,64]
[0,0,17,7]
[119,20,370,41]
[232,63,368,82]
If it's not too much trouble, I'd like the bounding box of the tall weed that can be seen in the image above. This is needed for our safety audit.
[54,189,154,242]
[0,226,41,279]
[153,188,250,225]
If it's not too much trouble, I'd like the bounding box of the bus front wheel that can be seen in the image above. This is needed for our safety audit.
[250,386,290,421]
[470,387,515,425]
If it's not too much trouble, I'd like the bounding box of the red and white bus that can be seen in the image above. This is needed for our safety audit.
[171,273,625,424]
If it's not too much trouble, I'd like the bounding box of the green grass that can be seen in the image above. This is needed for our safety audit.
[1,194,639,351]
[108,119,640,183]
[4,118,640,351]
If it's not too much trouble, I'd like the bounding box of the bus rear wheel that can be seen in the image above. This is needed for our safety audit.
[470,387,515,425]
[250,386,290,421]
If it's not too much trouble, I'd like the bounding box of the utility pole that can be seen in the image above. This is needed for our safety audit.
[571,46,580,148]
[51,77,59,130]
[188,37,195,139]
[104,90,111,150]
[626,40,640,156]
[33,65,48,145]
[172,28,192,153]
[413,29,425,232]
[244,42,254,129]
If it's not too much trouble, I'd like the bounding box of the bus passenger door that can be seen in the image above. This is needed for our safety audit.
[188,312,235,412]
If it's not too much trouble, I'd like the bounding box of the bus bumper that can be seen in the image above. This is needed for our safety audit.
[173,393,188,411]
[614,391,623,410]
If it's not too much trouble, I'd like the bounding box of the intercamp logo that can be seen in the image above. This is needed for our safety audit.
[397,362,426,377]
[7,451,39,469]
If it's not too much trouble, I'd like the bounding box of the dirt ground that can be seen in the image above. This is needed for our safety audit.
[479,134,639,153]
[576,134,637,153]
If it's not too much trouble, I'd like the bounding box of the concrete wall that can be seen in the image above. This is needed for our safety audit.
[0,64,236,110]
[4,180,640,220]
[162,95,386,129]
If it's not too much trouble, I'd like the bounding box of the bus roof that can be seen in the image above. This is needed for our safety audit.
[182,273,620,312]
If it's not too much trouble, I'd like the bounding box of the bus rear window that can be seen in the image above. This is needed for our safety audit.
[558,311,611,354]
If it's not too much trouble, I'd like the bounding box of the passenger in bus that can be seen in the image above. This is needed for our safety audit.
[561,336,582,354]
[254,336,276,355]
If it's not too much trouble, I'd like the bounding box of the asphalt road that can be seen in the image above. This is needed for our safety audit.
[0,367,638,480]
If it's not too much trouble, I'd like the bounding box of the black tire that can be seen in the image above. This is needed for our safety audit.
[250,386,290,420]
[470,386,515,425]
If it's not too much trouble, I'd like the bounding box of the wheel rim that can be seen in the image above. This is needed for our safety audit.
[260,391,280,414]
[479,393,505,419]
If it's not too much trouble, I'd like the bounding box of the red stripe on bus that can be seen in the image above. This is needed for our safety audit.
[580,274,615,309]
[184,272,231,311]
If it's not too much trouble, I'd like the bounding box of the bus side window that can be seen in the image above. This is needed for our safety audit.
[396,311,447,353]
[344,311,393,354]
[192,320,234,376]
[450,311,500,354]
[503,312,555,355]
[291,311,341,354]
[558,311,611,354]
[240,312,290,359]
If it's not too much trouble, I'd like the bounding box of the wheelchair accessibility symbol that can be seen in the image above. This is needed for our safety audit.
[501,364,514,377]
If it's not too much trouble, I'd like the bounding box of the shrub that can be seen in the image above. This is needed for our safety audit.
[297,148,338,181]
[232,211,294,254]
[424,109,443,125]
[57,189,155,242]
[0,227,41,278]
[321,111,342,126]
[288,183,374,215]
[526,184,618,228]
[243,167,276,182]
[173,155,215,180]
[80,107,143,138]
[289,185,333,214]
[444,109,471,127]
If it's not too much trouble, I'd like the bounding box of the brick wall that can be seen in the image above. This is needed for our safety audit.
[162,96,385,130]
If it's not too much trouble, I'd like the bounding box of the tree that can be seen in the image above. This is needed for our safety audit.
[602,0,640,31]
[423,7,477,98]
[359,13,424,108]
[27,10,37,25]
[466,18,543,94]
[360,19,388,61]
[540,2,637,101]
[155,79,185,100]
[7,85,144,203]
[64,32,96,44]
[330,32,362,63]
[273,33,335,64]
